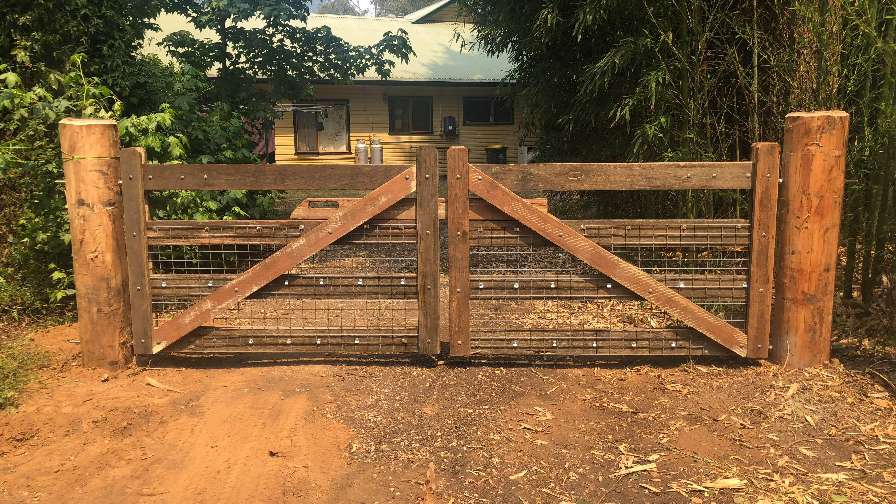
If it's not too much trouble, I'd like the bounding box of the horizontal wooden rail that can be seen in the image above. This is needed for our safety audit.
[145,219,417,245]
[143,163,413,190]
[145,218,750,247]
[147,272,746,302]
[150,273,418,299]
[468,273,747,301]
[173,328,419,354]
[290,197,548,220]
[473,162,753,191]
[468,328,730,356]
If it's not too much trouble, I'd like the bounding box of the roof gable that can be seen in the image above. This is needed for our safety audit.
[404,0,464,24]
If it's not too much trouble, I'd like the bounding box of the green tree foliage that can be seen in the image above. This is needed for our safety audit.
[318,0,366,15]
[461,0,895,306]
[372,0,433,17]
[0,0,415,316]
[0,0,161,97]
[161,0,413,119]
[0,55,121,317]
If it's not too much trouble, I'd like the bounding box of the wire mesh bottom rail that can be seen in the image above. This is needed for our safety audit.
[168,327,419,354]
[469,328,730,356]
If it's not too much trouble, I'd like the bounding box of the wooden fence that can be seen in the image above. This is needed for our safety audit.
[58,111,850,369]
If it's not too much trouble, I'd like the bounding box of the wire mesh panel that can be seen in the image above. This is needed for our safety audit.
[146,220,420,355]
[466,219,749,356]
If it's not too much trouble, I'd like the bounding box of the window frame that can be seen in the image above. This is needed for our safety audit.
[292,100,352,155]
[388,96,435,135]
[463,96,515,126]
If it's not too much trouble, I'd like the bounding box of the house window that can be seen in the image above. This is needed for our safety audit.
[463,97,514,125]
[388,96,433,134]
[292,101,350,154]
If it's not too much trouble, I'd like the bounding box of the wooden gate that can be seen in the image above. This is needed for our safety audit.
[121,147,440,357]
[445,144,781,359]
[121,144,779,360]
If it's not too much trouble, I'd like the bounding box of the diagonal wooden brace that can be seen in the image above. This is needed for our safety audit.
[152,166,418,352]
[468,165,748,356]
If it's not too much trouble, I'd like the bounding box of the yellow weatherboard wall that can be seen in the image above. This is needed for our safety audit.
[275,84,526,169]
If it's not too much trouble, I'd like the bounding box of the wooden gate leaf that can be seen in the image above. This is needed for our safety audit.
[152,166,418,352]
[467,165,749,356]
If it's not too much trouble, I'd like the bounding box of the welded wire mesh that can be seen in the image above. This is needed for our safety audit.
[147,222,419,354]
[467,220,749,356]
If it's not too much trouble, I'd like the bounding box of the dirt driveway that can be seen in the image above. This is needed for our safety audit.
[1,325,894,503]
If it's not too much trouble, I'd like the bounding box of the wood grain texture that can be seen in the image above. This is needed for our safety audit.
[448,147,471,356]
[59,118,133,369]
[469,166,749,356]
[151,166,417,352]
[771,111,849,368]
[745,143,781,358]
[473,162,753,191]
[121,148,154,356]
[144,163,412,190]
[145,218,749,247]
[290,197,547,220]
[416,147,440,355]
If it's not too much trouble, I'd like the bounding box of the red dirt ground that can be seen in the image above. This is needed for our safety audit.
[1,324,894,503]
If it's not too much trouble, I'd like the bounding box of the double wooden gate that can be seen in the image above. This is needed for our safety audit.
[121,143,780,360]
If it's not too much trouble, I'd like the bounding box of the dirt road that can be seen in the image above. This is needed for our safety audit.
[1,325,894,503]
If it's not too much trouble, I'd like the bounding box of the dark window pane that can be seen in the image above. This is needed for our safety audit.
[389,96,432,134]
[388,97,408,133]
[464,97,492,124]
[464,97,514,125]
[411,97,432,132]
[493,97,514,124]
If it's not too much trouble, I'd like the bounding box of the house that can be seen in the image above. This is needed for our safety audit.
[148,0,530,169]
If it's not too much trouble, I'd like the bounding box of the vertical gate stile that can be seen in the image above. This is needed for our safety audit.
[121,148,154,356]
[746,143,781,359]
[447,147,471,356]
[416,147,440,355]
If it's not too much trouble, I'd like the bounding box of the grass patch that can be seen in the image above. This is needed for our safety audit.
[0,326,50,410]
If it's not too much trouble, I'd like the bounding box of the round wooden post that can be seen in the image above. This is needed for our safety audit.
[59,118,133,369]
[770,111,849,368]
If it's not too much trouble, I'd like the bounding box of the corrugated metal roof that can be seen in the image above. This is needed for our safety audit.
[403,0,454,22]
[144,11,511,83]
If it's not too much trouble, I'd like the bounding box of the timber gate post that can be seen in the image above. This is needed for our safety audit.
[771,111,850,368]
[59,118,133,369]
[447,146,471,356]
[416,146,440,355]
